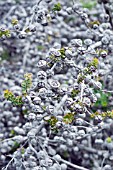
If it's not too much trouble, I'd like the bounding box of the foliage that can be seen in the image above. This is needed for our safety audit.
[94,88,110,108]
[63,113,74,124]
[88,20,100,28]
[11,18,18,25]
[4,73,33,105]
[21,73,33,96]
[95,92,109,107]
[106,137,112,143]
[0,29,11,38]
[81,0,97,10]
[0,50,9,62]
[44,116,58,127]
[91,110,113,119]
[1,0,113,169]
[52,3,62,11]
[88,58,99,68]
[4,89,23,106]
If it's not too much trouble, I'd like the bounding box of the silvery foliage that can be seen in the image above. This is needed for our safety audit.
[0,0,113,170]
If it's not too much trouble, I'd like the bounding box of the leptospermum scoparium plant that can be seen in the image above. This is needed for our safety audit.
[1,0,113,170]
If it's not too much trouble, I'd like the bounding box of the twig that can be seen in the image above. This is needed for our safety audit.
[2,6,17,22]
[22,42,30,71]
[50,63,57,71]
[3,139,28,170]
[80,80,85,102]
[3,157,14,170]
[87,41,102,51]
[54,94,68,116]
[101,156,106,170]
[61,158,89,170]
[93,81,113,93]
[29,143,39,159]
[37,0,43,5]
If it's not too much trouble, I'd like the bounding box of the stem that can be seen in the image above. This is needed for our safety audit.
[2,6,16,21]
[54,94,68,116]
[102,89,113,93]
[78,144,97,154]
[102,2,113,29]
[37,0,43,5]
[3,157,14,170]
[22,42,30,71]
[87,41,102,51]
[50,63,57,71]
[80,80,85,102]
[29,143,39,158]
[101,156,106,170]
[64,59,82,70]
[93,81,113,93]
[28,120,45,137]
[18,6,27,17]
[75,127,104,142]
[61,158,89,170]
[29,0,43,26]
[3,139,28,170]
[29,12,36,26]
[83,118,94,127]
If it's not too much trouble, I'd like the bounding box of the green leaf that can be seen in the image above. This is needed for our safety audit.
[95,91,108,107]
[21,148,25,154]
[63,113,74,124]
[21,73,32,95]
[25,28,30,33]
[106,137,112,143]
[71,89,79,98]
[0,50,9,61]
[4,89,23,106]
[88,58,99,68]
[10,129,16,136]
[45,116,58,127]
[81,0,97,10]
[52,3,62,11]
[88,20,100,28]
[11,141,20,152]
[37,45,44,51]
[11,18,18,25]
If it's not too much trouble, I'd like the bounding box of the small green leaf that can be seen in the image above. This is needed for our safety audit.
[63,113,74,124]
[25,27,30,33]
[52,3,62,11]
[88,20,100,28]
[94,91,109,108]
[71,89,79,98]
[21,73,32,96]
[11,141,20,152]
[81,0,97,10]
[106,137,112,143]
[10,129,16,136]
[4,89,23,106]
[21,148,25,154]
[37,45,44,51]
[45,116,58,127]
[88,58,99,68]
[11,18,18,25]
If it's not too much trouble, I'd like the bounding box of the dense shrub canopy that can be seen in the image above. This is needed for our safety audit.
[0,0,113,170]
